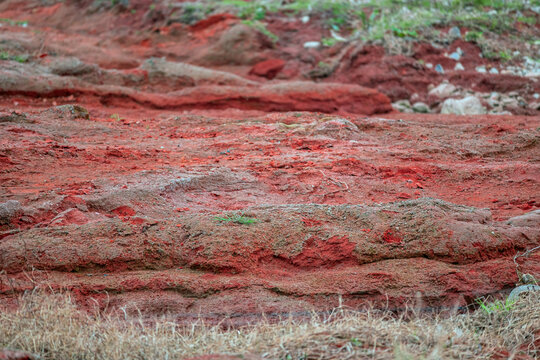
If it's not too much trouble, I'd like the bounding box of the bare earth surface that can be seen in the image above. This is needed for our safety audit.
[0,0,539,324]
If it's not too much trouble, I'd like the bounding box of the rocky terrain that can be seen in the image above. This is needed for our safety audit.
[0,0,539,329]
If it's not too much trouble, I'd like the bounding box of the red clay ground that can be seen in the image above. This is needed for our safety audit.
[0,0,539,323]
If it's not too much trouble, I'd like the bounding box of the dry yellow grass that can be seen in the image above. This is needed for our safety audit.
[0,291,538,359]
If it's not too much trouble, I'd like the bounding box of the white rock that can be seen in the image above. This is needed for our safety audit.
[448,52,460,60]
[454,62,465,71]
[426,63,433,69]
[476,66,487,73]
[303,41,321,49]
[441,96,487,115]
[301,16,310,24]
[489,68,499,74]
[529,102,540,110]
[412,102,430,113]
[392,99,412,113]
[428,81,458,98]
[448,26,461,39]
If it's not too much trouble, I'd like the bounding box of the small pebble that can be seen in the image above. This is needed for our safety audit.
[454,62,465,71]
[303,41,320,49]
[448,26,461,39]
[476,65,487,73]
[448,52,460,61]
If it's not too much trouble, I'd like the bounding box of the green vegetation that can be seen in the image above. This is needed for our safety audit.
[321,37,339,47]
[475,296,515,315]
[201,0,536,56]
[0,52,28,63]
[215,213,258,225]
[464,30,483,42]
[0,18,28,26]
[110,113,124,121]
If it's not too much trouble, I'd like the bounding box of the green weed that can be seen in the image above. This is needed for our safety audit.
[498,50,512,61]
[215,213,258,225]
[321,37,338,47]
[0,18,28,26]
[110,114,124,121]
[475,297,515,315]
[0,52,28,62]
[464,30,483,42]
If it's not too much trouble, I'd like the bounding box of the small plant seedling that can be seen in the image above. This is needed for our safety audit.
[110,113,124,122]
[465,30,483,42]
[321,37,338,47]
[475,297,515,315]
[13,55,28,63]
[392,27,418,38]
[498,50,512,62]
[215,213,258,225]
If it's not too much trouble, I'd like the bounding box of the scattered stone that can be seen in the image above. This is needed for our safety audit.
[488,110,512,115]
[529,102,540,110]
[489,68,499,74]
[50,57,97,76]
[435,64,444,74]
[426,63,433,69]
[428,81,458,99]
[507,284,540,304]
[487,92,500,108]
[533,93,539,99]
[0,200,21,225]
[314,118,360,139]
[476,65,487,73]
[501,96,519,109]
[448,26,461,39]
[303,41,321,49]
[301,16,310,23]
[448,52,460,61]
[0,111,31,123]
[441,96,486,115]
[412,102,430,113]
[454,62,464,71]
[49,104,90,120]
[392,99,412,113]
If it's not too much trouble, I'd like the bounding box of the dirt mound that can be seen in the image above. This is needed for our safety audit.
[0,61,391,114]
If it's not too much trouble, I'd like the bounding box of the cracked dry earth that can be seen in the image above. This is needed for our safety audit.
[0,1,539,324]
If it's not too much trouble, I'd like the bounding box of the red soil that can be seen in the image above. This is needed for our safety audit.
[0,0,538,323]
